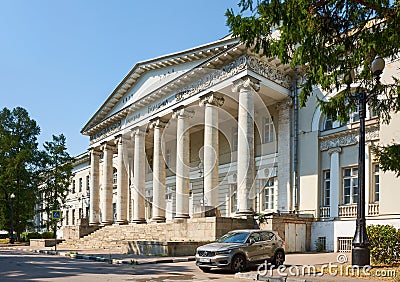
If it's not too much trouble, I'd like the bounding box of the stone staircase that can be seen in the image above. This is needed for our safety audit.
[58,217,255,252]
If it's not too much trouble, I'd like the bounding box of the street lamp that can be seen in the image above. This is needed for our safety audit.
[9,193,15,244]
[352,56,385,267]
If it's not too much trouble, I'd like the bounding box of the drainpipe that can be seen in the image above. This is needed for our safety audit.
[293,69,299,213]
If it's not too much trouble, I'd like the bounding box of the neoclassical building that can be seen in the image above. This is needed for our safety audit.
[59,35,400,252]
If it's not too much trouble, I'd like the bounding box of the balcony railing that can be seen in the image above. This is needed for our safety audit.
[338,203,380,217]
[368,202,379,215]
[319,206,330,218]
[339,204,357,217]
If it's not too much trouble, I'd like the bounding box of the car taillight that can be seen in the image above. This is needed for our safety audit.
[282,241,285,246]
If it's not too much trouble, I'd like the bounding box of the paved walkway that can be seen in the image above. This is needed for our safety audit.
[1,244,396,281]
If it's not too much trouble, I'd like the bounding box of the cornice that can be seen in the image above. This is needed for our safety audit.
[84,53,293,142]
[319,123,380,151]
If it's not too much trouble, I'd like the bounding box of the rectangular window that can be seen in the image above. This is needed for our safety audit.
[264,178,275,210]
[165,148,171,168]
[72,180,76,194]
[343,167,358,204]
[349,105,360,123]
[230,184,237,213]
[86,175,90,191]
[79,178,83,192]
[324,116,333,130]
[374,164,380,202]
[113,168,117,184]
[323,170,331,206]
[232,129,238,152]
[263,116,274,143]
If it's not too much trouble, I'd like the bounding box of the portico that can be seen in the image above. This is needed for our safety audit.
[82,37,294,226]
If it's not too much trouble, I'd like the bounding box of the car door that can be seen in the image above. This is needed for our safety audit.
[245,232,265,262]
[259,231,276,260]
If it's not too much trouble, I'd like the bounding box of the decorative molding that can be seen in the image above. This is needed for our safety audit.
[90,121,121,144]
[275,97,293,110]
[320,124,379,151]
[232,76,261,93]
[199,93,225,107]
[131,126,147,137]
[149,118,168,130]
[328,147,342,156]
[172,107,195,119]
[176,54,291,102]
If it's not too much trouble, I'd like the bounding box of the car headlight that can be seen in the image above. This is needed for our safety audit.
[216,249,232,255]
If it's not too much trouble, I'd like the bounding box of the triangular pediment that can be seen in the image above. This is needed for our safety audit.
[81,36,241,136]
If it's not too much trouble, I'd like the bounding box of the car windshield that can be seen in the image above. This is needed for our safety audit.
[216,232,249,243]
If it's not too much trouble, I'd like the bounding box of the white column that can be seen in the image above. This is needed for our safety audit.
[100,143,114,225]
[116,136,129,224]
[328,147,341,218]
[132,127,146,224]
[365,144,370,214]
[173,107,194,219]
[233,77,259,215]
[150,119,168,222]
[276,99,293,212]
[200,94,224,209]
[89,149,101,225]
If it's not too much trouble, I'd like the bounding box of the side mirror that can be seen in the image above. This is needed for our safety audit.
[248,238,255,245]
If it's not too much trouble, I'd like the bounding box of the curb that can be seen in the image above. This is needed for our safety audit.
[235,273,315,282]
[4,246,195,266]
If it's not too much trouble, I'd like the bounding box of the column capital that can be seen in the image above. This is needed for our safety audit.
[275,97,293,111]
[328,147,342,156]
[100,142,116,152]
[199,93,224,107]
[172,106,195,119]
[89,147,102,156]
[149,118,168,130]
[131,126,147,137]
[232,76,261,93]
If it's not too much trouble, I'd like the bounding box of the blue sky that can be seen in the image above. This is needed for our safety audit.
[1,0,239,156]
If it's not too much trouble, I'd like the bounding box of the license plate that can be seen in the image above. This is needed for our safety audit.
[199,258,211,263]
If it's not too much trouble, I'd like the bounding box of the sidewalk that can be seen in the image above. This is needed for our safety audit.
[1,244,195,265]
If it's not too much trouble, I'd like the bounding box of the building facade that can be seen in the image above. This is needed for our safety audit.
[61,35,400,252]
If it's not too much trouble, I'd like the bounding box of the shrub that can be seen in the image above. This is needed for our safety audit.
[20,232,42,242]
[367,224,400,265]
[41,231,54,239]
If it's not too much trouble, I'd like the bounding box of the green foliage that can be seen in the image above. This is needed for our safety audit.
[38,134,73,231]
[372,144,400,177]
[367,224,400,265]
[20,231,54,242]
[41,231,54,239]
[20,231,42,242]
[0,107,41,238]
[314,239,325,252]
[226,0,400,174]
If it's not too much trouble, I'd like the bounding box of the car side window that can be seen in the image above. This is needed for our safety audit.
[247,232,261,243]
[260,231,275,241]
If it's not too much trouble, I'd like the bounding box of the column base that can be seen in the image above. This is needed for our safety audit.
[236,210,254,217]
[174,214,190,219]
[132,219,146,224]
[89,221,100,226]
[151,216,166,223]
[100,220,113,226]
[116,220,128,225]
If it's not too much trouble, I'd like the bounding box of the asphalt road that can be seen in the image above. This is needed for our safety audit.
[0,249,244,282]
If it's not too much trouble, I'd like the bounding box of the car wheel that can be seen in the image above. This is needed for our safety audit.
[271,250,285,266]
[199,267,212,273]
[230,254,246,273]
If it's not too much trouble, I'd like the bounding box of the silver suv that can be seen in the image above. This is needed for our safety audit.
[195,229,285,273]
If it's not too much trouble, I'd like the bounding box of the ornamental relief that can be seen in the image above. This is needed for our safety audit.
[90,121,121,144]
[319,125,379,151]
[175,55,291,102]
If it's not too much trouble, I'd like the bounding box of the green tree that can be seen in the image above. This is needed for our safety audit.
[0,107,41,240]
[39,134,73,231]
[226,0,400,175]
